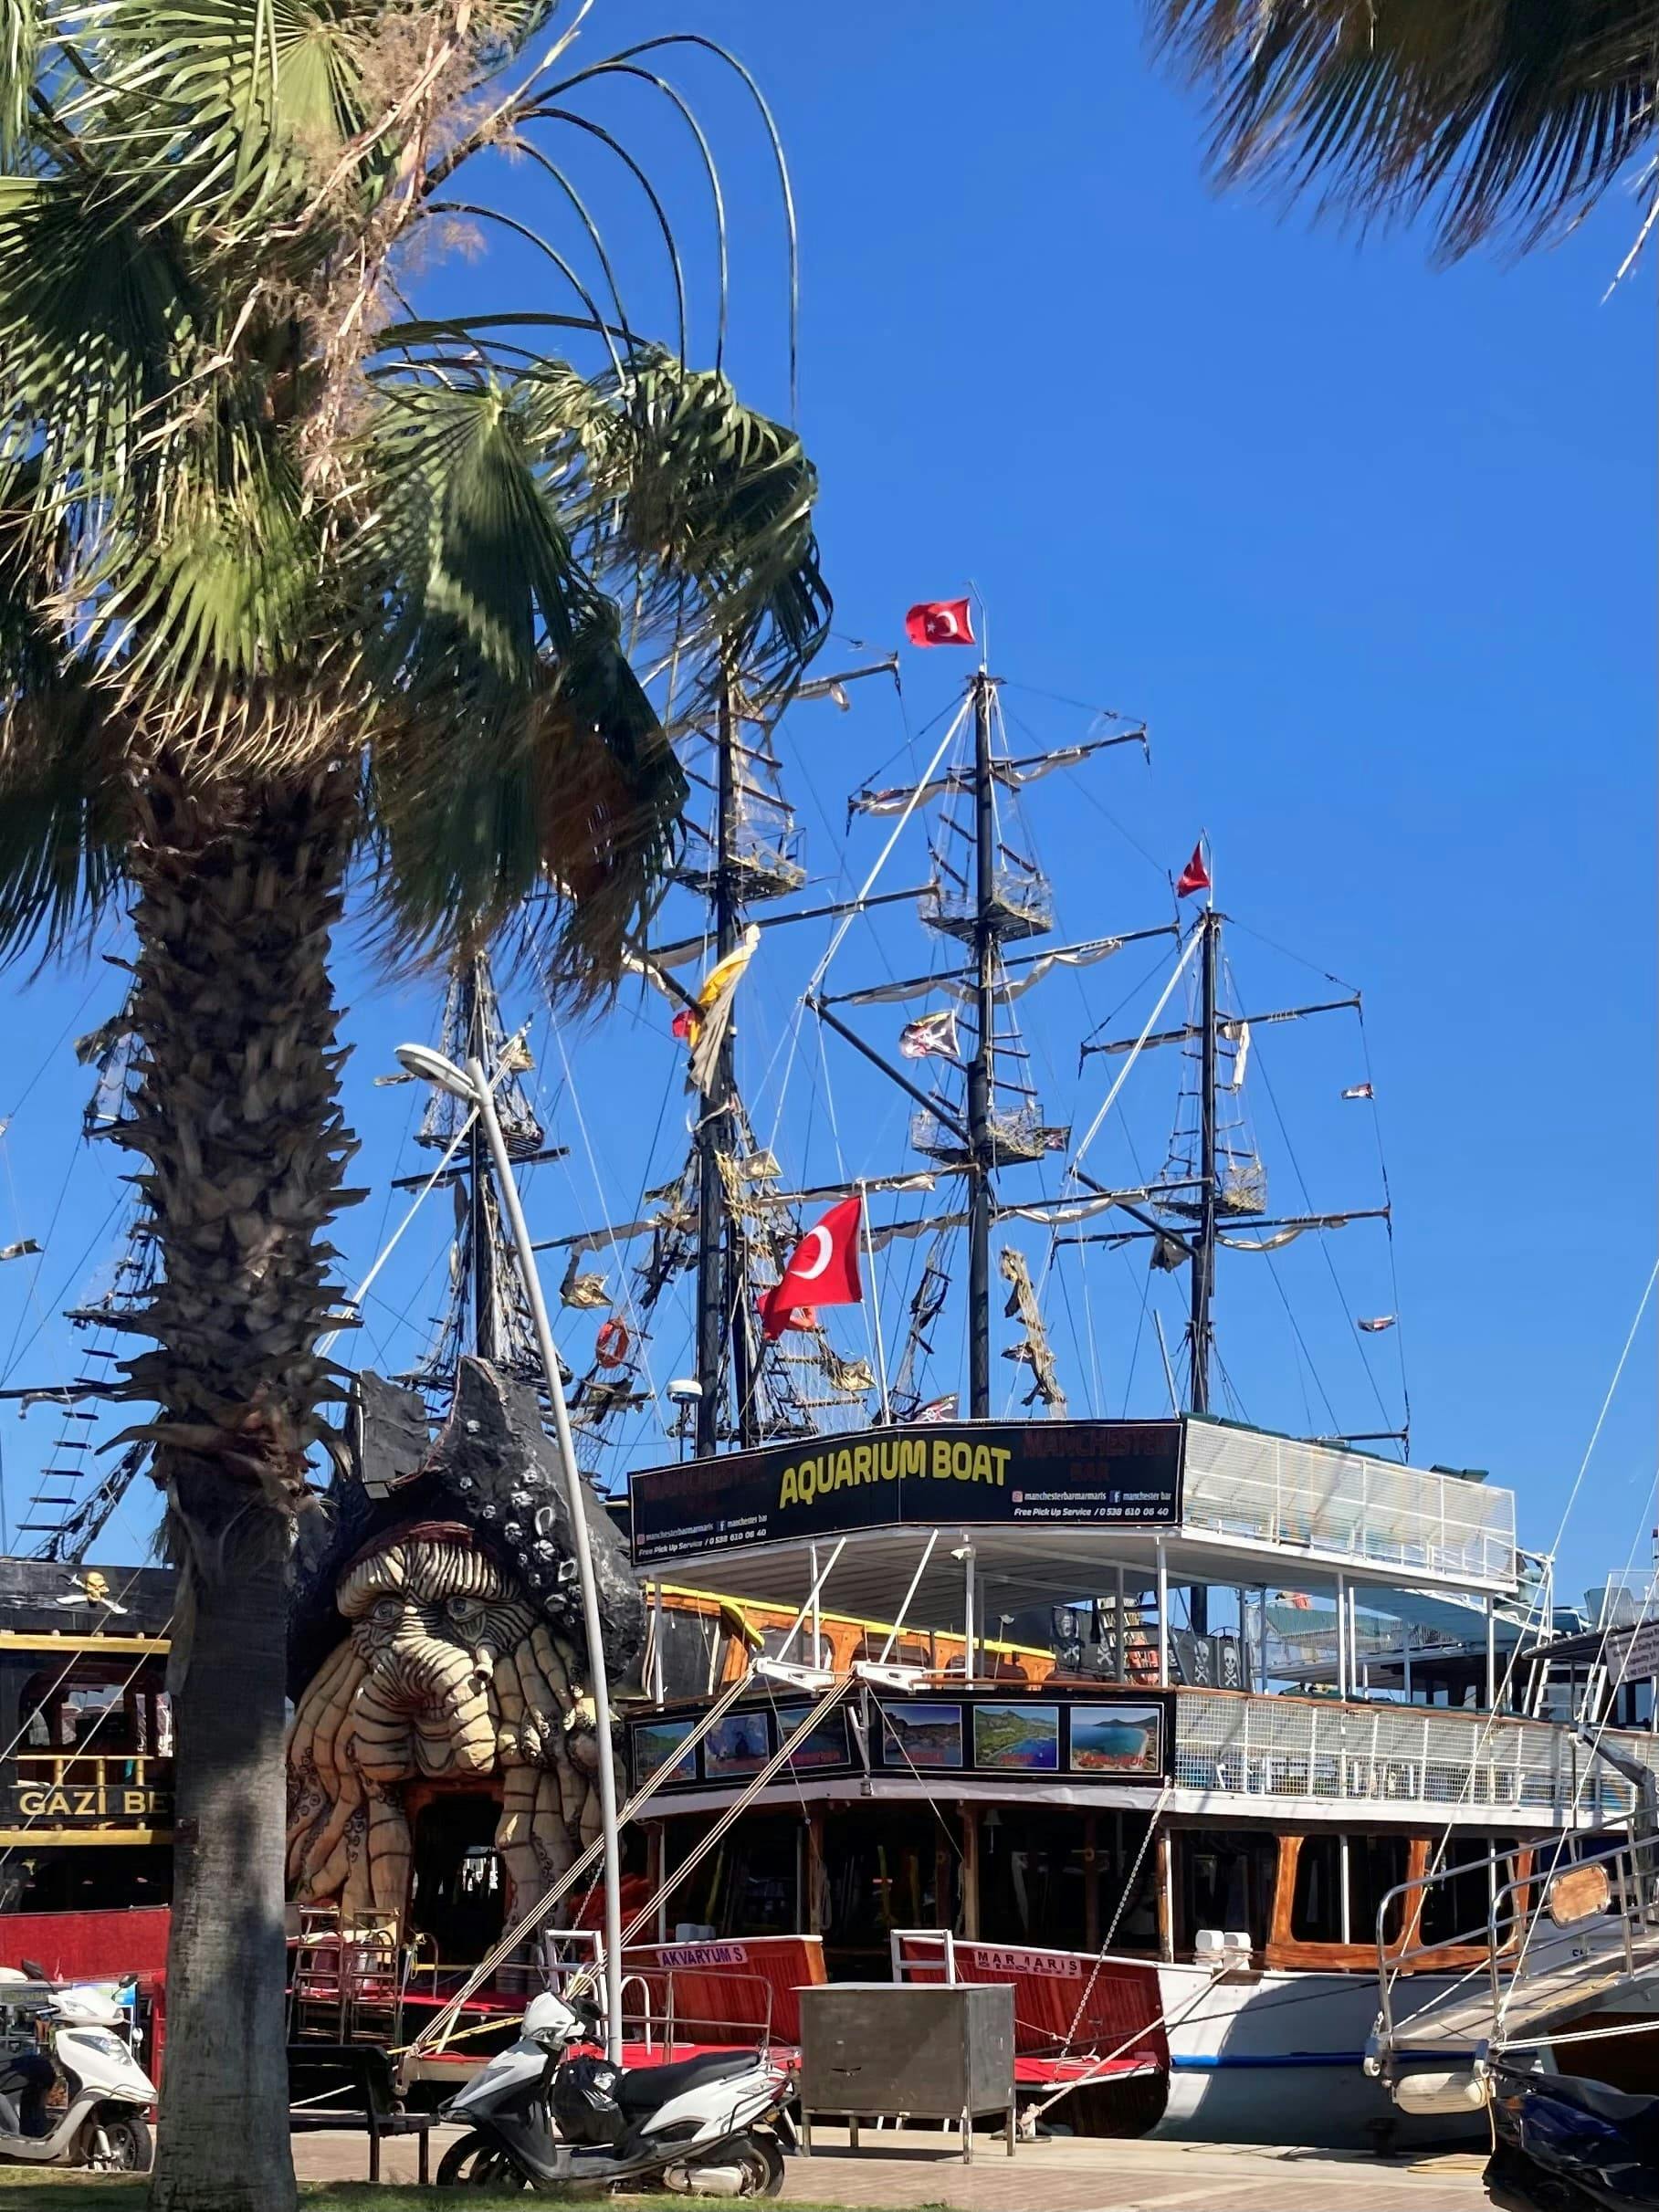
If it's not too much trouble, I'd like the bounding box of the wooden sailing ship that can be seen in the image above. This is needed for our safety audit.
[4,624,1654,2141]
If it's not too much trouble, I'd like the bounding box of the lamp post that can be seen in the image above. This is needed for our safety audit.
[395,1043,625,2065]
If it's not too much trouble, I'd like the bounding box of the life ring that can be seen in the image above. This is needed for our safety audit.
[595,1318,631,1369]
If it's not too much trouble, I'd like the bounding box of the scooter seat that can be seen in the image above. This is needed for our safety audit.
[614,2050,761,2114]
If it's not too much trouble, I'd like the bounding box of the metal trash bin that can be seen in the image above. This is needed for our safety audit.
[797,1982,1015,2162]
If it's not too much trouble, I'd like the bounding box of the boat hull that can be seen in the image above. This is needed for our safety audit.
[1146,1958,1478,2144]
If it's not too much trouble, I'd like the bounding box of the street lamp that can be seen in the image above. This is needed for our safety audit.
[394,1042,625,2065]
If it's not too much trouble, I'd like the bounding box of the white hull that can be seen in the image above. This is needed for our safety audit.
[1138,1959,1480,2146]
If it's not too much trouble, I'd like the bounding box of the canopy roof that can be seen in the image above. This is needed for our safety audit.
[627,1415,1518,1624]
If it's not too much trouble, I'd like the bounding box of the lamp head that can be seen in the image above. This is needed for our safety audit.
[394,1043,475,1101]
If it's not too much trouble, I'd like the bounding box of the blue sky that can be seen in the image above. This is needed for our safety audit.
[0,5,1651,1610]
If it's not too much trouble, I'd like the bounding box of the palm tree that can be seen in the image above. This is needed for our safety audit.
[1150,2,1659,260]
[0,5,826,2206]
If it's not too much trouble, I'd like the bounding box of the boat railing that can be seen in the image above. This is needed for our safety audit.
[1370,1825,1659,2078]
[1174,1689,1648,1819]
[536,1929,776,2058]
[7,1748,173,1817]
[890,1928,957,1983]
[397,1955,778,2065]
[1180,1421,1517,1586]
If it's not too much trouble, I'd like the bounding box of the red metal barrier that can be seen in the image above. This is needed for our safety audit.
[0,1905,171,1984]
[893,1935,1167,2074]
[622,1934,826,2046]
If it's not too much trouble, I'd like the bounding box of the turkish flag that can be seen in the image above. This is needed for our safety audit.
[759,1195,864,1341]
[1176,841,1211,897]
[905,599,975,648]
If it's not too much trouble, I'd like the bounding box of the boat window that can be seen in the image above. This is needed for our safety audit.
[1349,1835,1410,1945]
[716,1815,800,1939]
[1418,1837,1520,1949]
[651,1606,730,1699]
[1177,1829,1276,1955]
[1285,1834,1410,1950]
[1290,1836,1341,1944]
[971,1808,1158,1951]
[1569,1829,1628,1860]
[663,1810,805,1943]
[814,1807,959,1971]
[855,1631,930,1670]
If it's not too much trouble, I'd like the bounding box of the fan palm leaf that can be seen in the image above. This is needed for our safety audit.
[0,7,825,2206]
[1150,0,1659,257]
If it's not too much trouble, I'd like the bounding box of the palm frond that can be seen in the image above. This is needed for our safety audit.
[575,350,828,703]
[55,0,386,257]
[358,372,600,700]
[0,474,126,959]
[0,0,36,157]
[0,170,201,525]
[354,369,687,987]
[1150,0,1659,257]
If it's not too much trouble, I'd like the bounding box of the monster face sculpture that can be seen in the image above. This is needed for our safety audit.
[286,1361,644,1933]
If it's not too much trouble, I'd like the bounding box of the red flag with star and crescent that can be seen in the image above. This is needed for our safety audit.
[905,599,975,648]
[759,1195,865,1341]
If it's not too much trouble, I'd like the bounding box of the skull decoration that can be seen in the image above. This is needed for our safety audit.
[286,1360,644,1934]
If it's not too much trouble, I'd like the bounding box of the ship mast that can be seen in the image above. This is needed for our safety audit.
[1076,911,1404,1451]
[1189,902,1218,1418]
[823,668,1153,1421]
[695,654,753,1454]
[460,959,499,1368]
[967,669,997,1419]
[403,952,564,1409]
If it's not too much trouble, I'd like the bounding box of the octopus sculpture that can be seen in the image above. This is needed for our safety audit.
[286,1359,644,1933]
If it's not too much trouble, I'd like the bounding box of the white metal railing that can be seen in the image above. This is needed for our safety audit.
[890,1929,958,1983]
[1588,1572,1659,1630]
[1180,1422,1517,1588]
[1372,1828,1659,2069]
[1174,1691,1649,1820]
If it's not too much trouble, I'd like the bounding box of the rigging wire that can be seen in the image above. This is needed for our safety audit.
[1249,1041,1398,1439]
[550,1022,668,1476]
[1355,1001,1412,1447]
[809,1018,882,1399]
[0,974,105,1126]
[804,693,971,998]
[1223,913,1360,997]
[0,1191,124,1390]
[1394,1261,1659,1992]
[595,1044,684,1470]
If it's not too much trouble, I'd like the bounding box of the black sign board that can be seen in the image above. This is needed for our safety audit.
[629,1420,1182,1567]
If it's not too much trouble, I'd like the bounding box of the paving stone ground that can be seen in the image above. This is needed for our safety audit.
[291,2122,1492,2209]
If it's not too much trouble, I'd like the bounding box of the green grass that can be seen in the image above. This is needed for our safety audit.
[0,2184,901,2211]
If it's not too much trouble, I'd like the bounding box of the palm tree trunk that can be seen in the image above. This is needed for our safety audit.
[152,1472,294,2212]
[113,765,360,2212]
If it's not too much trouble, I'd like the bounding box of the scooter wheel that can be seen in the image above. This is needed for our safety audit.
[435,2131,530,2190]
[83,2112,152,2173]
[728,2132,785,2198]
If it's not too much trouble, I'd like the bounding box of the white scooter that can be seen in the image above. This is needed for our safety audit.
[0,1968,155,2172]
[436,1989,791,2196]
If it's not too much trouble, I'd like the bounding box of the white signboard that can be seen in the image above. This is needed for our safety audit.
[1609,1619,1659,1688]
